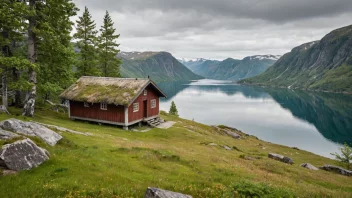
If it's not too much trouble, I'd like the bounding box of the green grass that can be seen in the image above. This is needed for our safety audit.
[0,107,351,197]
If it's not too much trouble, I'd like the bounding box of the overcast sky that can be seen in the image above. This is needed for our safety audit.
[72,0,352,60]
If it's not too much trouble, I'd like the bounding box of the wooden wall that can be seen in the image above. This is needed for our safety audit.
[70,101,125,123]
[128,85,160,122]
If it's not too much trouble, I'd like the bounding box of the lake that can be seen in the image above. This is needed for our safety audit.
[158,79,352,158]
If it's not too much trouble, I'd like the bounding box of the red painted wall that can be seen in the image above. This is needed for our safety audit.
[128,85,160,122]
[70,101,125,123]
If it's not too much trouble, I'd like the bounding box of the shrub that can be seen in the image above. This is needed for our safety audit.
[169,101,179,116]
[231,180,295,198]
[331,143,352,170]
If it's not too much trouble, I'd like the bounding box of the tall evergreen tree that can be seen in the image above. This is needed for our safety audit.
[0,0,28,108]
[36,0,78,101]
[97,11,121,77]
[23,0,77,116]
[74,6,99,77]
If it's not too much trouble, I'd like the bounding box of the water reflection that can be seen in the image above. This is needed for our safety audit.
[158,79,352,157]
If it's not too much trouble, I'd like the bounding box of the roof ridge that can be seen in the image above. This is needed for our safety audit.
[80,76,149,80]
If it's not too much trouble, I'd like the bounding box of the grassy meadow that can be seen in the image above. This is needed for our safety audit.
[0,107,351,197]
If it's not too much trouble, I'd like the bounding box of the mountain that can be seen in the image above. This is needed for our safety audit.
[240,25,352,93]
[119,51,203,82]
[186,55,279,81]
[178,58,208,71]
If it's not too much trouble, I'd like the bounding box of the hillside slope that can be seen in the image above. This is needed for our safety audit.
[0,108,351,197]
[188,55,278,81]
[120,52,203,82]
[240,25,352,93]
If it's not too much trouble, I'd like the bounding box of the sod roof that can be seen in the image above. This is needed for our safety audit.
[60,76,166,106]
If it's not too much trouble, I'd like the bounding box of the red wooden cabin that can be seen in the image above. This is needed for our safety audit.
[60,76,167,130]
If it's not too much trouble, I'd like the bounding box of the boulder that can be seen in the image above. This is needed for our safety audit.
[0,138,49,171]
[223,129,241,139]
[0,129,20,140]
[208,143,217,146]
[300,163,319,170]
[1,118,36,136]
[320,165,352,176]
[26,122,62,146]
[0,119,62,146]
[223,145,232,150]
[268,153,294,164]
[145,187,192,198]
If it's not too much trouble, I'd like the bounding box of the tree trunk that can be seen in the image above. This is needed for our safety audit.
[23,0,37,117]
[2,68,8,108]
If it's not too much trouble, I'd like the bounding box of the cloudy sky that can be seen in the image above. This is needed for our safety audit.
[72,0,352,60]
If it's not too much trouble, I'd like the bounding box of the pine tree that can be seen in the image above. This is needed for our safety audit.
[23,0,78,116]
[74,6,100,77]
[97,11,121,77]
[0,0,28,108]
[169,101,179,116]
[36,0,78,101]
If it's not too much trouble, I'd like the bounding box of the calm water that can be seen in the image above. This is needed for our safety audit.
[158,79,352,158]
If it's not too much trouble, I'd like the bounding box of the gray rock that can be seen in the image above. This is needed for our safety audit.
[145,187,192,198]
[223,145,232,150]
[208,143,217,146]
[0,119,62,146]
[320,165,352,176]
[27,122,62,146]
[0,129,20,140]
[1,119,36,136]
[300,163,319,170]
[268,153,294,164]
[0,138,49,171]
[223,129,241,139]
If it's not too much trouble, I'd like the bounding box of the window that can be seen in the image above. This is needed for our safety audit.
[84,102,89,107]
[151,99,156,108]
[133,103,139,112]
[100,103,107,110]
[144,89,147,96]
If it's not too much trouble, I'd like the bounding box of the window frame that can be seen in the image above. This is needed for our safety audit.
[151,99,156,108]
[144,89,147,96]
[84,102,89,108]
[100,103,107,110]
[133,102,139,112]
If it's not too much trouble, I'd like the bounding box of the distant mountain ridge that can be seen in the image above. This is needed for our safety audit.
[119,51,203,82]
[240,25,352,93]
[182,55,279,81]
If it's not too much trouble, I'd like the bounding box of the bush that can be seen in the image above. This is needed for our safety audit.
[331,143,352,170]
[169,101,179,116]
[232,180,295,198]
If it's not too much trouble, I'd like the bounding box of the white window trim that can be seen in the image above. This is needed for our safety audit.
[84,102,89,107]
[151,99,156,108]
[144,89,147,96]
[100,103,107,110]
[133,102,139,112]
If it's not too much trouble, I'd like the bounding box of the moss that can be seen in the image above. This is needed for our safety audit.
[74,85,137,105]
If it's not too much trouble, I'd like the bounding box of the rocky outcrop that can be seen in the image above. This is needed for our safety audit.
[223,145,232,150]
[300,163,319,170]
[320,165,352,176]
[0,138,49,171]
[223,129,241,139]
[145,187,192,198]
[0,129,20,140]
[268,153,294,164]
[0,119,62,146]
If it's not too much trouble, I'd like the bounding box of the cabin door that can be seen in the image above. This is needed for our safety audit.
[143,100,148,118]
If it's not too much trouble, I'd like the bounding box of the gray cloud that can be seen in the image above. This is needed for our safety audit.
[73,0,352,60]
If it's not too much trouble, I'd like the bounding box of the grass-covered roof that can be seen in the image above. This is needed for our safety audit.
[60,76,164,106]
